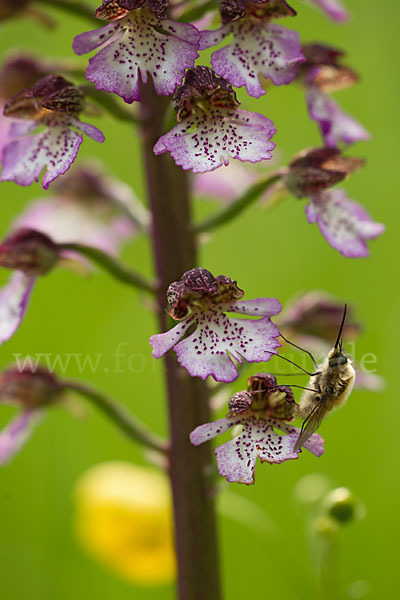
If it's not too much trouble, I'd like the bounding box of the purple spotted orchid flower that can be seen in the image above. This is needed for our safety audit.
[0,229,59,346]
[72,0,200,104]
[0,55,53,161]
[14,163,147,256]
[284,147,384,257]
[150,268,282,382]
[0,74,104,189]
[0,367,62,464]
[154,66,276,173]
[191,374,324,484]
[307,0,348,22]
[298,44,370,147]
[199,0,304,98]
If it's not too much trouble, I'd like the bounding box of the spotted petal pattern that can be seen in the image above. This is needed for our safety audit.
[308,0,348,22]
[200,21,304,98]
[0,272,35,346]
[1,115,104,189]
[73,8,200,103]
[306,88,370,148]
[0,409,43,465]
[190,416,324,484]
[150,298,281,382]
[305,189,385,258]
[154,108,276,173]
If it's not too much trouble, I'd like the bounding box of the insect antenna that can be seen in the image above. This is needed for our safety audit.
[279,332,319,369]
[335,304,347,350]
[271,353,320,377]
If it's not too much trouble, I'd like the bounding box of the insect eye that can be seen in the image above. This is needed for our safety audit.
[329,356,348,367]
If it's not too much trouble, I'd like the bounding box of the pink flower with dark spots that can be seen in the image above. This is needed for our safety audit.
[0,75,104,189]
[154,67,276,173]
[305,188,384,258]
[199,1,304,98]
[297,45,370,147]
[191,379,324,484]
[0,367,61,465]
[150,268,282,383]
[283,148,384,257]
[73,1,200,103]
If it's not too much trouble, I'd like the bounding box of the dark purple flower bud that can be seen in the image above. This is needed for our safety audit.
[181,267,218,294]
[284,147,364,198]
[0,229,59,275]
[220,0,247,24]
[0,366,61,408]
[167,268,245,319]
[4,75,84,119]
[228,390,253,416]
[173,67,239,121]
[299,43,358,92]
[220,0,295,24]
[96,0,167,20]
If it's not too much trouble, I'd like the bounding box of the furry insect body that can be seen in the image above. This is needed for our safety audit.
[294,305,355,451]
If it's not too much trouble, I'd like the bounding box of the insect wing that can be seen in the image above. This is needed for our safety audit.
[294,398,326,451]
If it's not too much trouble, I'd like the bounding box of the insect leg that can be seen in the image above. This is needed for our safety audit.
[279,332,319,369]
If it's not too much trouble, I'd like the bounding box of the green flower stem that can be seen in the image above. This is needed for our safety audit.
[139,79,221,600]
[194,174,282,234]
[58,243,156,294]
[37,0,98,23]
[178,0,218,23]
[80,85,141,124]
[62,380,167,453]
[317,536,337,600]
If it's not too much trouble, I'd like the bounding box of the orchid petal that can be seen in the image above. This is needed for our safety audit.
[149,317,195,359]
[202,22,303,98]
[174,311,280,382]
[154,108,276,173]
[190,417,240,446]
[0,272,35,345]
[76,10,199,104]
[306,189,384,258]
[306,88,370,148]
[0,409,44,465]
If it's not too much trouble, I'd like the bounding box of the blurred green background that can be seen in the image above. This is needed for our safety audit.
[0,0,397,598]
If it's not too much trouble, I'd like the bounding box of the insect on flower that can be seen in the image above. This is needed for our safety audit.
[289,304,355,450]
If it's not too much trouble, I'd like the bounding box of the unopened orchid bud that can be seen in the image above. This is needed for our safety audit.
[0,366,61,408]
[279,291,361,342]
[284,147,364,198]
[323,487,364,524]
[0,229,59,275]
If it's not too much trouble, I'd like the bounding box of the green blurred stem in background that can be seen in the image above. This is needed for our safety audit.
[194,174,283,234]
[36,0,98,23]
[58,243,157,293]
[317,536,337,600]
[139,78,222,600]
[61,379,167,453]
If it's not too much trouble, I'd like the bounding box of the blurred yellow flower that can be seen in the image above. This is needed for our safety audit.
[73,461,176,586]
